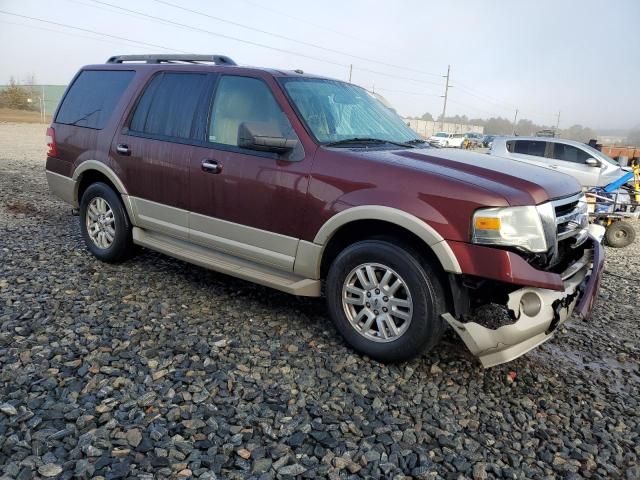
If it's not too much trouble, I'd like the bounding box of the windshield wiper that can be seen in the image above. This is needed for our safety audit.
[324,137,414,148]
[405,138,427,145]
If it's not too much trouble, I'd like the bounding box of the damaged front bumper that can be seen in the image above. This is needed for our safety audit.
[443,235,605,368]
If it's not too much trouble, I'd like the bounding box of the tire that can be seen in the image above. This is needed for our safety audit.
[444,141,449,147]
[79,182,134,262]
[326,239,447,363]
[605,221,636,248]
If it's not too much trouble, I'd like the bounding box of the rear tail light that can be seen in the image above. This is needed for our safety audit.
[46,127,59,158]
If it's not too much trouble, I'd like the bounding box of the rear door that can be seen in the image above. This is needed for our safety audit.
[548,142,602,186]
[112,71,212,239]
[187,74,313,271]
[507,139,551,168]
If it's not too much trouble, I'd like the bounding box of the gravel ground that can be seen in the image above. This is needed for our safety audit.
[0,122,638,479]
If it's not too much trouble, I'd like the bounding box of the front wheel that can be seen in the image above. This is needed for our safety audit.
[326,240,446,363]
[605,221,636,248]
[80,182,134,262]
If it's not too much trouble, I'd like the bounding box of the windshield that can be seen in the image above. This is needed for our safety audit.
[582,144,617,166]
[281,78,419,144]
[434,132,448,137]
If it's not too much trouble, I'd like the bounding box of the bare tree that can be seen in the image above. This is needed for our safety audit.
[0,77,33,110]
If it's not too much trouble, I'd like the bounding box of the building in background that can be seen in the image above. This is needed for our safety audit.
[403,118,484,139]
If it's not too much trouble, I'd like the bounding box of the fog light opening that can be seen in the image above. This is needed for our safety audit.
[520,292,542,317]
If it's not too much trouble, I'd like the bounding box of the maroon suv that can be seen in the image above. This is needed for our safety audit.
[45,54,604,367]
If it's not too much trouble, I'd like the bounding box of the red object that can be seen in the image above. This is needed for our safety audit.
[46,127,59,158]
[448,240,565,291]
[507,371,517,382]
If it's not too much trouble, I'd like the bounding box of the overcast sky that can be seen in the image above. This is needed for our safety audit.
[1,0,638,130]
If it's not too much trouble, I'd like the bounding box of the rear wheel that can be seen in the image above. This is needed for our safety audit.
[80,182,134,262]
[326,240,446,363]
[605,221,636,248]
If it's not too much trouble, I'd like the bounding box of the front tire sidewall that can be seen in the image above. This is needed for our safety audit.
[326,240,445,363]
[80,182,133,262]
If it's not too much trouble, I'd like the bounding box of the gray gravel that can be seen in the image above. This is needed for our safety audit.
[1,122,639,479]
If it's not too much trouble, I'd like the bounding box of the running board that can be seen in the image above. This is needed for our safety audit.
[132,227,321,297]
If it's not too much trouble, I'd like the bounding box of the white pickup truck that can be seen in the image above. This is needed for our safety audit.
[428,132,465,148]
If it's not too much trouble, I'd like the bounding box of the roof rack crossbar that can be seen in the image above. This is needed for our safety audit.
[106,54,237,66]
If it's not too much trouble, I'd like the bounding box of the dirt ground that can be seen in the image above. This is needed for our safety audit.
[0,108,51,124]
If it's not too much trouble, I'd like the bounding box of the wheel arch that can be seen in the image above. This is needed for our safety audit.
[73,161,135,222]
[294,206,461,280]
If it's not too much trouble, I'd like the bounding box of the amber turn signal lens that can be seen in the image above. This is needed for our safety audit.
[474,217,501,230]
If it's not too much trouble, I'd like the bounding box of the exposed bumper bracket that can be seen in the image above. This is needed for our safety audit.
[444,237,604,368]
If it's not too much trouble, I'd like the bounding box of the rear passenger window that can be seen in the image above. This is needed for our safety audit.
[513,140,547,157]
[56,70,134,129]
[130,73,208,139]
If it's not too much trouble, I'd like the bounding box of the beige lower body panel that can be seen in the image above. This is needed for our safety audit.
[46,171,78,207]
[132,227,321,297]
[189,211,297,271]
[443,262,590,368]
[129,197,189,240]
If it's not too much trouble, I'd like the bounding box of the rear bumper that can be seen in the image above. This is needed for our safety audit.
[444,235,604,367]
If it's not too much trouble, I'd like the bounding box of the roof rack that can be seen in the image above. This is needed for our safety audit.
[106,54,237,65]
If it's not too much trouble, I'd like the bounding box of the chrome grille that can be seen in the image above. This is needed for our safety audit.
[553,193,589,246]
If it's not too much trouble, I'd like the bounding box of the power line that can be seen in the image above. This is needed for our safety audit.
[76,0,446,88]
[374,87,441,97]
[143,0,444,78]
[74,1,350,68]
[455,81,554,120]
[239,0,372,45]
[0,10,417,106]
[0,10,188,53]
[0,19,158,50]
[447,99,502,117]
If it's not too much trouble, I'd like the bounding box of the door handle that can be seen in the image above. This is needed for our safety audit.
[116,144,131,156]
[201,159,221,173]
[549,165,559,169]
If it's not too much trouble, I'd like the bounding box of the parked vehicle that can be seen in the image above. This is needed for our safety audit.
[428,132,453,147]
[46,54,604,368]
[482,135,496,148]
[490,136,631,187]
[464,132,483,146]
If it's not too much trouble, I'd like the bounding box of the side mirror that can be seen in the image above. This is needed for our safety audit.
[585,158,600,167]
[238,122,298,153]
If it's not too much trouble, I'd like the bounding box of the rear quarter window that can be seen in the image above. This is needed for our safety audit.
[56,70,134,129]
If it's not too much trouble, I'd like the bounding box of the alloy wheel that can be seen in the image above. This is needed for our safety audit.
[86,197,116,249]
[341,262,414,342]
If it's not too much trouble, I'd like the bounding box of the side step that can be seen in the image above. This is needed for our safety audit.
[132,227,321,297]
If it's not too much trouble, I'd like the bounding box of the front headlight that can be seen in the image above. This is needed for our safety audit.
[472,205,550,252]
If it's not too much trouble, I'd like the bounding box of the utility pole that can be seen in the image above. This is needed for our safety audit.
[512,108,518,135]
[41,86,46,123]
[348,64,353,83]
[440,65,451,130]
[555,111,561,132]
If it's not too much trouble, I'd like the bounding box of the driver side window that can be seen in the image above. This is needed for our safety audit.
[208,76,293,147]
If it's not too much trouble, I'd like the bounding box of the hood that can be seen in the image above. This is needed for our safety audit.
[356,147,581,206]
